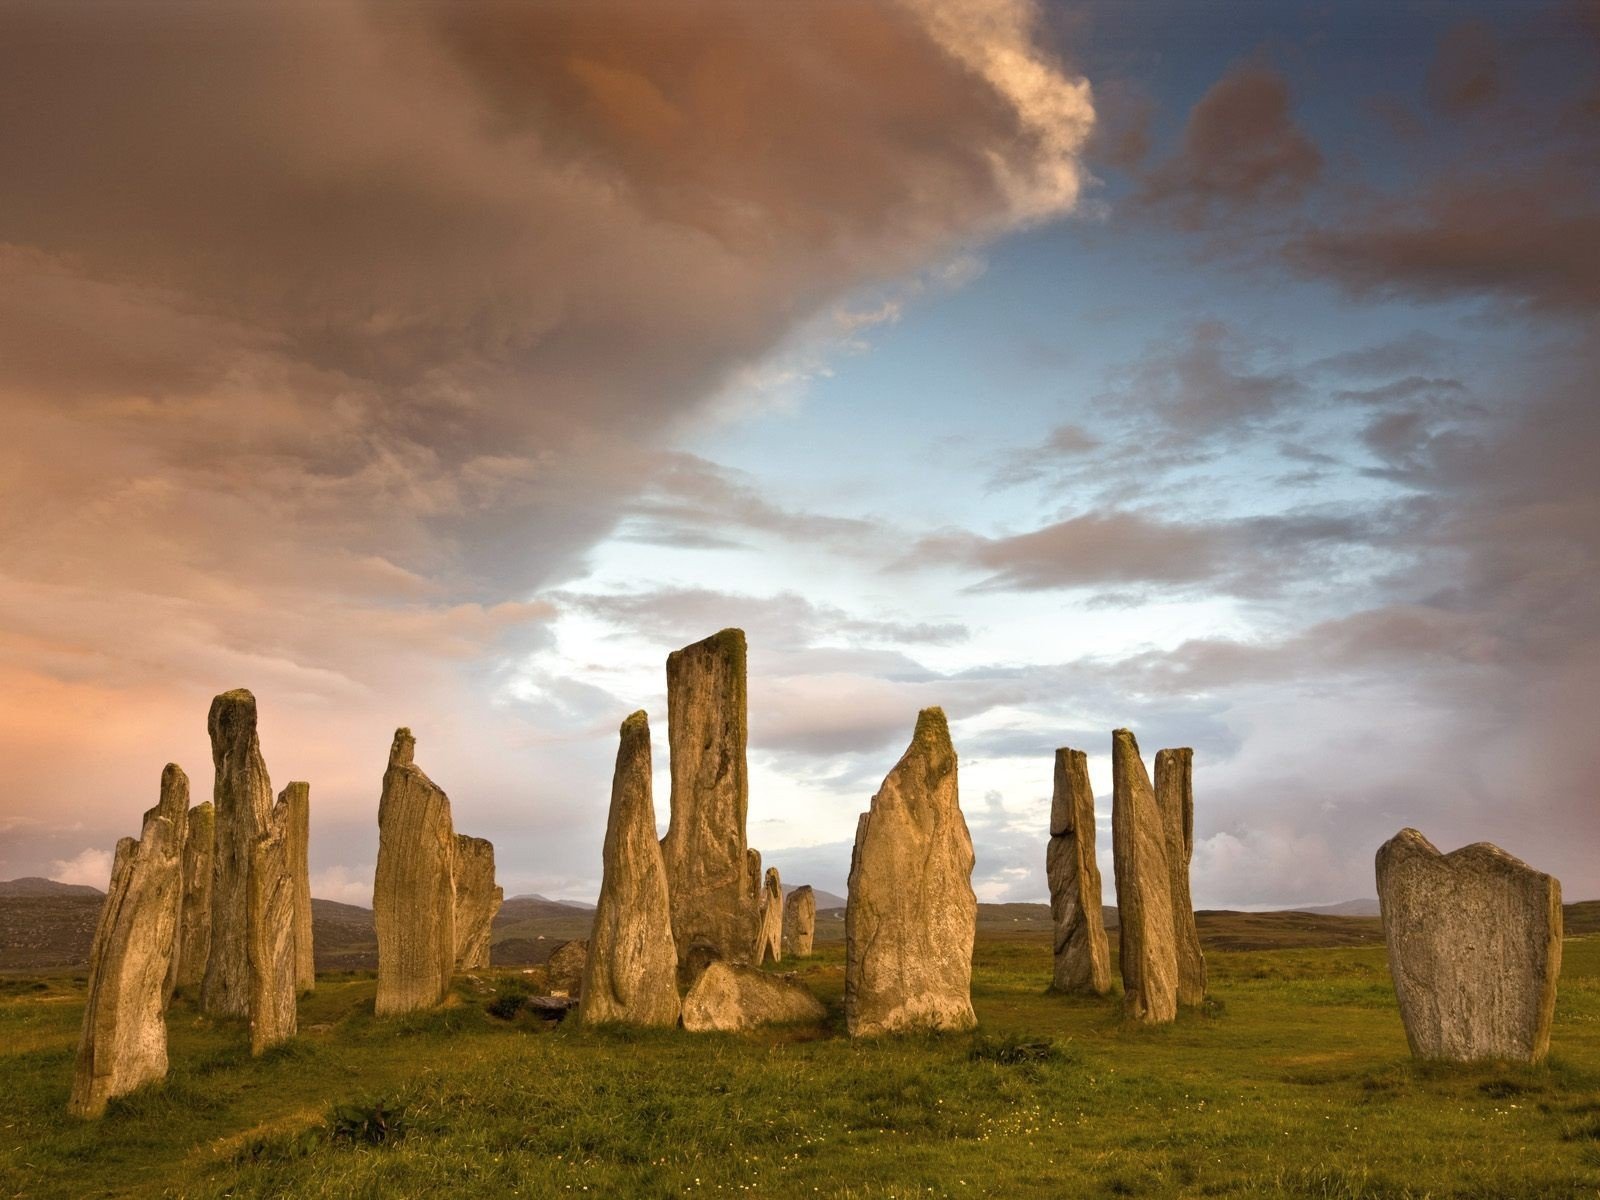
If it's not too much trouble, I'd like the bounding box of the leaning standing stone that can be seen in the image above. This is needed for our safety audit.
[1154,748,1206,1006]
[1376,828,1562,1063]
[166,800,214,1001]
[580,711,680,1027]
[69,765,189,1118]
[845,708,977,1037]
[753,867,783,965]
[1046,748,1110,995]
[783,885,816,958]
[374,729,457,1016]
[248,786,298,1054]
[1112,729,1178,1024]
[452,835,503,971]
[284,782,314,993]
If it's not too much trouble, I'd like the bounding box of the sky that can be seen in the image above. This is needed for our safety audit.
[1,0,1597,910]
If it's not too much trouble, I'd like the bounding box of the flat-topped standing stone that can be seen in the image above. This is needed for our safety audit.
[754,866,783,965]
[201,689,274,1018]
[166,800,214,1001]
[69,765,189,1118]
[1046,748,1110,995]
[452,835,502,971]
[580,711,680,1027]
[1112,729,1177,1024]
[248,785,298,1054]
[285,782,314,993]
[1154,748,1206,1006]
[783,886,816,958]
[1377,829,1562,1063]
[845,708,977,1037]
[681,961,825,1032]
[660,630,759,973]
[374,729,457,1016]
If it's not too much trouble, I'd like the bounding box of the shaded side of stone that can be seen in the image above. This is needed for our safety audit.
[284,782,314,993]
[452,835,501,971]
[681,961,825,1032]
[1154,748,1206,1006]
[248,786,298,1055]
[1046,748,1110,995]
[1111,729,1178,1024]
[167,801,214,1000]
[783,886,816,958]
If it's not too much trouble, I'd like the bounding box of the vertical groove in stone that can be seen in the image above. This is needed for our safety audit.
[1046,747,1110,995]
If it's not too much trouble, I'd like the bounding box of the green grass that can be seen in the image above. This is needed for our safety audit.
[3,937,1599,1198]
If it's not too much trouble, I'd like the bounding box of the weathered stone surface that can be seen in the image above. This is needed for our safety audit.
[69,765,188,1118]
[548,939,588,997]
[681,961,825,1032]
[285,782,314,993]
[201,689,274,1017]
[580,711,680,1026]
[1112,729,1177,1024]
[845,708,977,1037]
[374,729,457,1016]
[452,835,502,971]
[1154,748,1206,1006]
[754,867,783,965]
[783,886,816,958]
[166,801,214,1000]
[660,629,759,971]
[1377,829,1562,1063]
[248,786,298,1054]
[1046,748,1110,996]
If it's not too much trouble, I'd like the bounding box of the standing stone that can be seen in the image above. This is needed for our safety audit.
[845,708,977,1037]
[166,801,214,1001]
[284,782,314,993]
[453,835,502,971]
[1154,748,1206,1006]
[69,765,188,1118]
[681,961,825,1032]
[580,711,680,1027]
[753,867,783,965]
[374,729,457,1016]
[783,886,816,958]
[1376,829,1562,1062]
[247,786,298,1054]
[659,629,759,972]
[1112,729,1178,1024]
[548,939,589,996]
[201,689,274,1018]
[1046,748,1110,995]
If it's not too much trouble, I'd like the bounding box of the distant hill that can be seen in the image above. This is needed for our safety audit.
[509,893,595,911]
[0,877,104,898]
[783,884,846,910]
[1292,899,1381,917]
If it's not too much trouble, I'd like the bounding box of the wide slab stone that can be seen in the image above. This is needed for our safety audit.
[681,961,825,1032]
[845,708,977,1037]
[1377,828,1562,1063]
[754,866,783,965]
[453,835,502,971]
[248,785,298,1054]
[1046,748,1110,995]
[548,939,588,997]
[70,765,188,1118]
[1112,729,1177,1024]
[166,800,214,1000]
[285,781,314,993]
[1154,748,1206,1006]
[783,886,816,958]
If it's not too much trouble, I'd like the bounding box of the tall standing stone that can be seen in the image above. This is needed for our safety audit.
[660,629,759,971]
[845,708,977,1037]
[453,835,503,970]
[783,885,816,958]
[1112,729,1177,1024]
[284,782,314,993]
[580,711,680,1027]
[201,689,274,1018]
[166,800,214,1001]
[69,765,188,1118]
[247,786,298,1054]
[374,729,457,1017]
[1376,829,1562,1062]
[754,867,783,965]
[1154,748,1206,1006]
[1046,748,1110,995]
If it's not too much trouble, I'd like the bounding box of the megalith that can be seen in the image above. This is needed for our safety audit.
[754,866,783,965]
[453,835,502,971]
[580,711,680,1027]
[1376,829,1562,1063]
[1154,748,1206,1006]
[285,781,314,993]
[548,939,589,997]
[69,765,188,1118]
[247,785,298,1054]
[783,885,816,958]
[1046,748,1110,995]
[659,629,760,972]
[845,708,977,1037]
[1112,729,1178,1024]
[201,689,274,1018]
[374,729,457,1016]
[682,961,825,1032]
[166,800,214,1001]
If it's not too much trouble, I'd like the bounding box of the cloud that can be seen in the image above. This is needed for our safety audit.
[50,847,114,890]
[1428,20,1502,115]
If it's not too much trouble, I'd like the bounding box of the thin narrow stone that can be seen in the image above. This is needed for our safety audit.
[1046,748,1110,995]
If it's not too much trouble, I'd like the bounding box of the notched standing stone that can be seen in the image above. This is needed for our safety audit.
[166,800,214,1001]
[1046,748,1110,995]
[1154,748,1206,1006]
[783,885,816,958]
[845,707,977,1037]
[580,711,680,1026]
[1112,729,1177,1024]
[1377,828,1562,1063]
[374,729,457,1016]
[69,765,188,1118]
[285,781,314,992]
[453,835,503,971]
[201,688,274,1018]
[248,785,298,1054]
[754,866,783,965]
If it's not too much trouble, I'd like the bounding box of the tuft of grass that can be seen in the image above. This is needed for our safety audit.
[328,1097,409,1146]
[968,1031,1064,1064]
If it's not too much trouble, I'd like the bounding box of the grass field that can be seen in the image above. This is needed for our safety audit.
[3,933,1598,1199]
